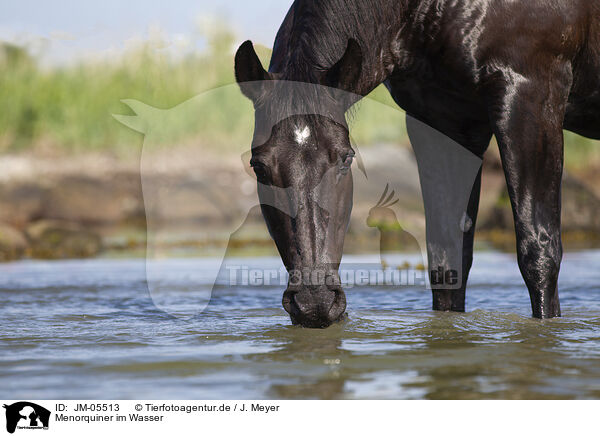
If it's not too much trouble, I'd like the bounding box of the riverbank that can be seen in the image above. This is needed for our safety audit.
[1,143,599,261]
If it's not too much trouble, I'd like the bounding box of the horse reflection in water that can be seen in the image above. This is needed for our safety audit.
[256,329,347,399]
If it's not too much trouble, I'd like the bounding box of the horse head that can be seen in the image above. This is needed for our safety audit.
[235,40,363,328]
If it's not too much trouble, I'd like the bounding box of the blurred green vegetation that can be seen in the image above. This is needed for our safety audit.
[0,24,243,154]
[0,22,599,168]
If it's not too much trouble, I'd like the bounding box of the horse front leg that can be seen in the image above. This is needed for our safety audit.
[489,69,571,318]
[406,115,488,312]
[431,169,482,311]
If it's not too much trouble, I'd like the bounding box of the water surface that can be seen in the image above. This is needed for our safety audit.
[1,251,600,399]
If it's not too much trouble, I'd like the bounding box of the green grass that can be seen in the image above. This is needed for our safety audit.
[1,24,599,169]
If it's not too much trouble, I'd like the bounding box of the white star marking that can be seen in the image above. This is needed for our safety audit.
[294,126,311,145]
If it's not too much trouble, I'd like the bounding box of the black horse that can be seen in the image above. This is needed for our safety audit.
[235,0,600,327]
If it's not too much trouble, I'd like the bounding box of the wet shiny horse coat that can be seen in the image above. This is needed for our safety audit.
[235,0,600,327]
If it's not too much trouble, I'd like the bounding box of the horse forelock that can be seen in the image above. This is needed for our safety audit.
[255,81,347,134]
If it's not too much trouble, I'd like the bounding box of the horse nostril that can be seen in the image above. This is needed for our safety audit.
[329,288,347,319]
[282,289,298,315]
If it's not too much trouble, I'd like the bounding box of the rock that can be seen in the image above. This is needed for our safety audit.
[480,172,600,232]
[561,173,600,232]
[0,182,47,227]
[479,189,514,231]
[26,220,102,259]
[0,223,28,261]
[478,148,507,230]
[42,174,144,225]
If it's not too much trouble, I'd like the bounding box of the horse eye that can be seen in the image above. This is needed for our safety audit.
[338,152,354,175]
[341,152,354,167]
[251,162,268,181]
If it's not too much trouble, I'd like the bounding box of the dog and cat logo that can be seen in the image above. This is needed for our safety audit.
[3,402,50,433]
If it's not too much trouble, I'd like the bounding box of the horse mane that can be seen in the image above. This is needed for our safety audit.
[259,0,400,132]
[271,0,397,83]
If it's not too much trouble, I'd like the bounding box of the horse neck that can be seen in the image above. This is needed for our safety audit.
[269,0,406,96]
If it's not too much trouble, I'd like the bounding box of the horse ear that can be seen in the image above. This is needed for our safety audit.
[235,40,271,102]
[325,39,362,93]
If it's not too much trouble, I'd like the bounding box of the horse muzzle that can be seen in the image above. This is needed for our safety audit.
[282,284,347,328]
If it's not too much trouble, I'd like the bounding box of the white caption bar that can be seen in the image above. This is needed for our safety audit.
[0,400,597,435]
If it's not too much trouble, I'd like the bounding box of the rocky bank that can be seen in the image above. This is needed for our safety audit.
[0,144,598,261]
